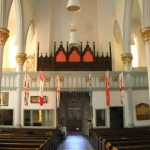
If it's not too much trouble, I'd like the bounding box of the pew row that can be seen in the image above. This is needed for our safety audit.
[0,128,63,150]
[89,128,150,150]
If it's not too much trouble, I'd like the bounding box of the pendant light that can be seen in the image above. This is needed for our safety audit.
[68,23,78,46]
[67,0,81,12]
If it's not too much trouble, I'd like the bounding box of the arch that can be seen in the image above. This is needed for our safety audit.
[69,50,80,62]
[25,21,36,54]
[14,0,25,53]
[132,0,142,26]
[113,19,123,71]
[3,0,17,69]
[83,50,94,62]
[0,0,13,28]
[56,51,67,62]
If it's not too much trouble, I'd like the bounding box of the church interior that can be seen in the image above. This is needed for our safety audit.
[0,0,150,149]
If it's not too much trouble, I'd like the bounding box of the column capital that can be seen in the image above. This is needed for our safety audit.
[121,53,133,66]
[16,53,27,65]
[140,27,150,45]
[0,28,9,45]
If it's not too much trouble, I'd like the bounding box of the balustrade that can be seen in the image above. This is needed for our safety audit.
[1,71,148,91]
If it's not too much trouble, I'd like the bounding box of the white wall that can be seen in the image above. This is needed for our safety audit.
[0,90,57,128]
[34,0,114,55]
[97,0,113,53]
[132,90,150,127]
[92,89,150,128]
[34,0,51,53]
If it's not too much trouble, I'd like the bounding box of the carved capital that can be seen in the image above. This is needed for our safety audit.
[121,53,133,66]
[140,27,150,45]
[16,53,27,65]
[0,28,9,45]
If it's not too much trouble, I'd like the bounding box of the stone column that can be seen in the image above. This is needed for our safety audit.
[141,27,150,104]
[140,0,150,104]
[121,0,133,72]
[0,28,9,99]
[126,73,134,127]
[15,53,26,127]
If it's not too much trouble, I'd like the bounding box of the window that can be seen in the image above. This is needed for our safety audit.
[96,109,106,126]
[0,109,13,125]
[24,109,54,127]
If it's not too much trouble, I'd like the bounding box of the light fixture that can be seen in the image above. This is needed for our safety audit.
[67,0,81,12]
[68,23,78,46]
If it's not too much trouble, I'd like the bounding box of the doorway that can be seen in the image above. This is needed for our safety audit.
[67,107,82,131]
[58,91,91,135]
[110,107,123,128]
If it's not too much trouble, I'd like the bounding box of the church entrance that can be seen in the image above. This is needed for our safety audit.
[58,91,91,135]
[110,107,124,128]
[67,107,82,131]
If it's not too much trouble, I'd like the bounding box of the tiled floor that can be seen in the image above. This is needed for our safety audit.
[57,135,93,150]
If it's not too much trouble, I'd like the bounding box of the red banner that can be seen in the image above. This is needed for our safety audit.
[39,72,44,106]
[24,73,30,106]
[56,75,60,107]
[105,71,110,106]
[119,72,124,105]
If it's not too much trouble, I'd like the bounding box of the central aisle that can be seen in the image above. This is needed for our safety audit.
[57,135,93,150]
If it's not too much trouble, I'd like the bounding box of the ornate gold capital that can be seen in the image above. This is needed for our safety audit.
[16,53,27,65]
[0,28,9,45]
[121,53,133,66]
[140,27,150,45]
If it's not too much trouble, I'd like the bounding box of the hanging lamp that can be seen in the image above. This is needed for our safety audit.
[68,23,78,46]
[67,0,81,12]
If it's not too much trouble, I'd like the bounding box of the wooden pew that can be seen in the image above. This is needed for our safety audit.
[0,128,62,150]
[89,128,150,150]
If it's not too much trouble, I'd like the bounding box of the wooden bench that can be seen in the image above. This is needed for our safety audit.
[0,128,62,150]
[89,128,150,150]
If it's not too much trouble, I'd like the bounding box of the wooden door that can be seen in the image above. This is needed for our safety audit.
[67,107,82,131]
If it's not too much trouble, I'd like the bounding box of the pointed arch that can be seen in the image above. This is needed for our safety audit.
[3,0,17,69]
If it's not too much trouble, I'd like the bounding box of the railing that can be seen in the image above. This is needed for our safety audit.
[1,71,148,91]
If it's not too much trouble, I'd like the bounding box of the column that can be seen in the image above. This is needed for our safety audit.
[121,0,133,72]
[126,73,134,127]
[15,53,26,127]
[0,28,9,99]
[141,27,150,104]
[140,0,150,104]
[121,0,134,127]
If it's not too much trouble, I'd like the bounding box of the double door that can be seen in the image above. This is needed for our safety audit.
[67,107,82,131]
